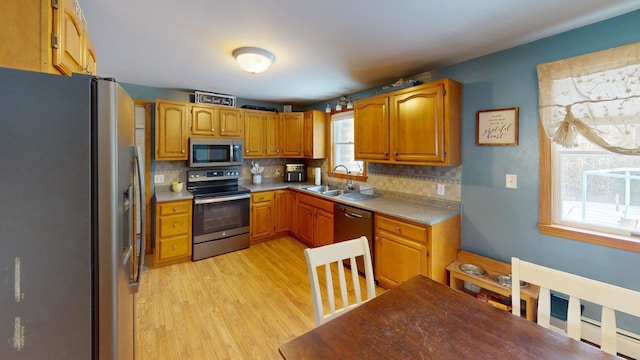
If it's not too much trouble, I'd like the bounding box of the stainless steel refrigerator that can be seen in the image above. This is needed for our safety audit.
[0,67,145,359]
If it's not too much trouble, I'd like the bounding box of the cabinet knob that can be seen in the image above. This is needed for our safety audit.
[172,244,177,250]
[395,226,401,232]
[246,149,249,153]
[394,151,398,156]
[173,223,178,228]
[384,151,389,156]
[181,149,185,154]
[276,149,280,153]
[221,129,225,132]
[211,128,215,132]
[173,207,178,212]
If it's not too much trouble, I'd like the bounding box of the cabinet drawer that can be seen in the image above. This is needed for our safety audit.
[297,193,334,213]
[158,236,190,260]
[158,201,191,216]
[251,191,274,203]
[159,214,190,237]
[376,214,427,242]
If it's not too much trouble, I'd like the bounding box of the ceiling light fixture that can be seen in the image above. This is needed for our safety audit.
[232,47,276,74]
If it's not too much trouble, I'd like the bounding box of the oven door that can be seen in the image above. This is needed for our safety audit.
[193,194,250,243]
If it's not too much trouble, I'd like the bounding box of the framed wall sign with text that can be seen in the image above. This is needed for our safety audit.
[476,107,519,146]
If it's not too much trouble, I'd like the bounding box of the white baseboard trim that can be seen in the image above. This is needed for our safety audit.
[550,316,639,359]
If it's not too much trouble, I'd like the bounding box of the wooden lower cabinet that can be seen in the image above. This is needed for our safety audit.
[296,193,334,247]
[374,213,460,288]
[250,190,290,243]
[153,199,192,267]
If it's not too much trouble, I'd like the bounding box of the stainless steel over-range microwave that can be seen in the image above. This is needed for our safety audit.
[189,137,243,167]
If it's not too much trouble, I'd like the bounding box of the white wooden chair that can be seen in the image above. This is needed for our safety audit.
[304,236,376,327]
[511,257,640,356]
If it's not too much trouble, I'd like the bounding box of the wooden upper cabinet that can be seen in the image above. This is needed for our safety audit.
[219,108,243,137]
[354,96,390,160]
[156,100,189,160]
[0,0,97,75]
[265,112,280,157]
[303,110,326,159]
[244,110,266,157]
[392,84,445,163]
[83,35,97,75]
[191,104,219,136]
[354,79,461,166]
[53,0,85,75]
[280,113,304,157]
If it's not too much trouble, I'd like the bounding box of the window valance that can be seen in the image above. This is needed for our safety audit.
[537,42,640,154]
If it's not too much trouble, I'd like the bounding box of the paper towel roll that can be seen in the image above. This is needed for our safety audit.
[314,167,321,185]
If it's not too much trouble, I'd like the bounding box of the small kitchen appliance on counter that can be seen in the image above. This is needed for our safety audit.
[284,163,307,182]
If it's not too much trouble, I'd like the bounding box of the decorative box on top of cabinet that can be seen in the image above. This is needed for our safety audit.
[354,78,461,166]
[0,0,97,75]
[374,213,460,289]
[152,199,192,267]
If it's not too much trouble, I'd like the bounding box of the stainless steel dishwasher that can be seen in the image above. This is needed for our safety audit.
[334,203,374,275]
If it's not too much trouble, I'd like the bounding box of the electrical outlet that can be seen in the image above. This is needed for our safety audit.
[437,184,445,195]
[154,174,165,184]
[506,174,517,189]
[275,168,282,176]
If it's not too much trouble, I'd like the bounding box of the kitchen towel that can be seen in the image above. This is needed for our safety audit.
[314,167,321,185]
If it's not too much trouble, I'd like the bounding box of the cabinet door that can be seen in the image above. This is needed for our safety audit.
[280,113,304,157]
[391,84,445,163]
[191,105,219,136]
[265,113,281,157]
[52,0,85,75]
[289,192,299,236]
[274,190,290,233]
[244,111,265,157]
[375,232,427,288]
[297,202,314,247]
[354,96,390,160]
[313,208,334,247]
[219,108,243,137]
[156,101,188,160]
[83,35,97,75]
[251,201,273,241]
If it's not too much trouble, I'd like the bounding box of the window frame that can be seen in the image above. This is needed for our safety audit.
[538,122,640,253]
[327,110,367,182]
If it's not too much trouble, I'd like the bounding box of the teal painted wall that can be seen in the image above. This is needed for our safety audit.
[431,10,640,331]
[309,10,640,332]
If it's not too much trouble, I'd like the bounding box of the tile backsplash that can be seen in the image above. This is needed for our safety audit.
[153,159,461,202]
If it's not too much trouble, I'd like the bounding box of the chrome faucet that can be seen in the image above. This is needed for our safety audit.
[331,164,354,190]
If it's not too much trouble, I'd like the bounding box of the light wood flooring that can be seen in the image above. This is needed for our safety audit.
[136,236,384,360]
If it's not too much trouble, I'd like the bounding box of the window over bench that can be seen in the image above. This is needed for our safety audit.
[537,41,640,252]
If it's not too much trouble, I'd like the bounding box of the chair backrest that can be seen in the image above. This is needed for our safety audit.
[304,236,376,327]
[511,257,640,356]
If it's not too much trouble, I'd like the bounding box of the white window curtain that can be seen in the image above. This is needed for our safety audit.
[537,41,640,155]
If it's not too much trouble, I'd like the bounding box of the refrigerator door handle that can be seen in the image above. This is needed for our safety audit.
[130,145,145,292]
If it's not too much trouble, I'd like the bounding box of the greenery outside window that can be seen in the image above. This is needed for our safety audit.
[328,110,366,181]
[538,42,640,252]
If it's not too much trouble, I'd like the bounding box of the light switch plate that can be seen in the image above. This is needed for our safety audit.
[154,174,165,184]
[506,174,517,189]
[437,184,445,195]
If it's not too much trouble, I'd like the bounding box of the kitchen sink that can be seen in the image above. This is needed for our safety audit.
[304,185,341,193]
[339,191,380,201]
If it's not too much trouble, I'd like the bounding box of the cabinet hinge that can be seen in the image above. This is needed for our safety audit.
[443,89,446,97]
[51,33,59,49]
[52,0,59,9]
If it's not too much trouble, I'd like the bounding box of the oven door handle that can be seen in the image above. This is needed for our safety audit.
[194,193,251,205]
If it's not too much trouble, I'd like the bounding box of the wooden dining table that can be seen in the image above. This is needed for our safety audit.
[279,275,619,359]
